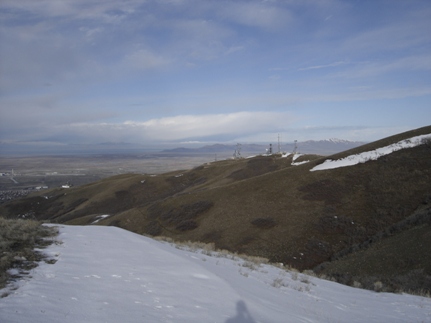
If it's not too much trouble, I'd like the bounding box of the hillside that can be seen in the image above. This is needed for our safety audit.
[2,225,430,323]
[1,125,431,293]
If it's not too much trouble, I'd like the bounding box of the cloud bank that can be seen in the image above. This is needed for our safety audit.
[19,111,293,145]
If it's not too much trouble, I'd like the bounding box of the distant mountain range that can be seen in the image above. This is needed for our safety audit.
[163,139,366,156]
[0,139,365,157]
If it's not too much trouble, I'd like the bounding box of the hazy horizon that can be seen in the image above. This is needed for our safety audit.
[0,136,370,157]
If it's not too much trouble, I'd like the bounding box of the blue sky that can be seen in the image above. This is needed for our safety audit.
[0,0,430,152]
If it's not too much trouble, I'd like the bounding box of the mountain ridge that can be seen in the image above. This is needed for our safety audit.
[162,139,366,155]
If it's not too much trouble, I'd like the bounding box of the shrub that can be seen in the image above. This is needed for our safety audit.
[145,221,163,236]
[0,218,58,292]
[241,261,257,270]
[421,137,431,147]
[374,281,383,292]
[300,275,311,284]
[353,281,362,288]
[271,277,288,288]
[175,220,198,231]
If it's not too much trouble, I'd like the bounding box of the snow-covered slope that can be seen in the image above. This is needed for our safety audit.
[1,225,430,323]
[311,134,431,171]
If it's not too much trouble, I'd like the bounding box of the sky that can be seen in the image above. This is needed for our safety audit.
[0,0,430,153]
[1,224,430,322]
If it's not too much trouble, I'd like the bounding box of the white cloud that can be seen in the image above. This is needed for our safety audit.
[0,0,139,23]
[298,61,348,71]
[58,111,294,144]
[218,2,292,30]
[123,49,170,70]
[136,111,292,140]
[79,27,104,42]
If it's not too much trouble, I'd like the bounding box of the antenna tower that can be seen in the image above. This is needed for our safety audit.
[278,133,281,153]
[233,143,242,159]
[293,140,298,154]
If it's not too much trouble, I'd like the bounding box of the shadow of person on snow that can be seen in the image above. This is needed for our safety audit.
[225,300,257,323]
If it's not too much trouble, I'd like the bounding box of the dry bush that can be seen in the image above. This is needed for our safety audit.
[353,281,362,288]
[145,221,163,236]
[421,137,431,147]
[374,281,383,292]
[271,277,288,288]
[241,261,257,271]
[300,275,311,284]
[153,236,174,243]
[240,254,269,265]
[0,218,58,292]
[302,269,317,277]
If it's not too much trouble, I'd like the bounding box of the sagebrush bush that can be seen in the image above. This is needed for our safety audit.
[374,281,383,292]
[0,218,58,292]
[271,277,288,288]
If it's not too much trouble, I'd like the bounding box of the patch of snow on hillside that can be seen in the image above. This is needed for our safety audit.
[91,214,111,224]
[1,225,430,323]
[291,153,310,166]
[310,134,431,172]
[292,153,302,161]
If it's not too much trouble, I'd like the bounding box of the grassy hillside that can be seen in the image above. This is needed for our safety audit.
[1,125,431,293]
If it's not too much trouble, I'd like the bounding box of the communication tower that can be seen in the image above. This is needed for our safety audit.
[278,133,282,153]
[293,140,298,154]
[233,143,242,159]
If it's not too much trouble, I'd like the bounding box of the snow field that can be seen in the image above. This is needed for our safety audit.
[0,225,430,323]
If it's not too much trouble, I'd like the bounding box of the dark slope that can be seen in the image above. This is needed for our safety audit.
[1,125,431,293]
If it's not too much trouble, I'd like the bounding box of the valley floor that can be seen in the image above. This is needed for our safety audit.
[0,225,430,323]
